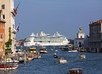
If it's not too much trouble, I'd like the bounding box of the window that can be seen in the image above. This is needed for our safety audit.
[1,4,5,9]
[3,14,5,19]
[80,36,82,38]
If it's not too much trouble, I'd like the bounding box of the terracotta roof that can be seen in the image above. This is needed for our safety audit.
[89,19,102,25]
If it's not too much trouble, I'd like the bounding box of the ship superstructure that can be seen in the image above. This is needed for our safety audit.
[24,31,69,47]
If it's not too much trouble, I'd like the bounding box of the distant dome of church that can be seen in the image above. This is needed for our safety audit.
[79,27,82,31]
[78,27,83,33]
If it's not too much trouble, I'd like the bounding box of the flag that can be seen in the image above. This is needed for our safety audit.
[16,24,20,32]
[11,2,20,16]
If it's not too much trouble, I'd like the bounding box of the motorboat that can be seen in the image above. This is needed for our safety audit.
[68,49,78,52]
[39,47,48,54]
[58,57,67,64]
[29,47,37,53]
[68,68,82,74]
[53,53,58,58]
[79,54,86,59]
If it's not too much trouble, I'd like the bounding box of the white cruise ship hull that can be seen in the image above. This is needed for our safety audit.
[24,42,69,47]
[24,31,69,47]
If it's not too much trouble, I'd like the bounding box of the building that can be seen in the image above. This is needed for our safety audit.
[16,39,24,46]
[89,19,102,52]
[74,27,85,49]
[0,19,5,57]
[0,0,17,54]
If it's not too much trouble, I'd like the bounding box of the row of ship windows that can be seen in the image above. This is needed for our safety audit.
[34,41,63,42]
[25,40,63,42]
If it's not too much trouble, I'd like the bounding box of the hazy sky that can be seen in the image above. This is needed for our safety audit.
[14,0,102,40]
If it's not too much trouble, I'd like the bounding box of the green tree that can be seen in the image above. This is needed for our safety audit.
[5,27,12,53]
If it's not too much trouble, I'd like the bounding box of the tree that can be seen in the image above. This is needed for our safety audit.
[5,27,12,54]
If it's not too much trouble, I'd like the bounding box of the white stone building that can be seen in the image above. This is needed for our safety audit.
[74,27,85,48]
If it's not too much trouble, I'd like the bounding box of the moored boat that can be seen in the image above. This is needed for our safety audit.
[0,63,18,70]
[27,56,34,61]
[68,49,78,52]
[34,52,41,59]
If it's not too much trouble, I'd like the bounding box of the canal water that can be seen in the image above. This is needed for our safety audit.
[0,46,102,74]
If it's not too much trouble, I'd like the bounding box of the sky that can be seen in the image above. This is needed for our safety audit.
[14,0,102,40]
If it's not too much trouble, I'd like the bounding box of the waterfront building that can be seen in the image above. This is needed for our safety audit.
[89,19,102,52]
[0,0,17,54]
[0,19,5,57]
[74,27,85,49]
[16,39,24,46]
[83,35,89,50]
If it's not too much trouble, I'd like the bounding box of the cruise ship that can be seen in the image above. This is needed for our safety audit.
[24,31,69,47]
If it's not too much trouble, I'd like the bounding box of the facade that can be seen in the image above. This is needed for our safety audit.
[84,35,89,49]
[74,27,85,48]
[16,39,24,46]
[89,19,102,51]
[0,20,5,57]
[0,0,17,54]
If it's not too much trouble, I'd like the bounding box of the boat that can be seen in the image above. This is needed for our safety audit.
[39,47,48,54]
[27,56,34,61]
[53,53,58,58]
[60,44,73,51]
[58,57,67,64]
[79,54,86,59]
[0,63,18,70]
[1,57,19,64]
[68,68,82,74]
[34,52,41,59]
[29,46,37,53]
[68,49,78,52]
[24,31,69,47]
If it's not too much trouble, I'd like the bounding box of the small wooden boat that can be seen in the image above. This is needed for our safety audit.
[58,57,67,64]
[79,54,86,59]
[68,68,82,74]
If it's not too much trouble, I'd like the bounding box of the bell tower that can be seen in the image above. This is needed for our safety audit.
[77,27,85,38]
